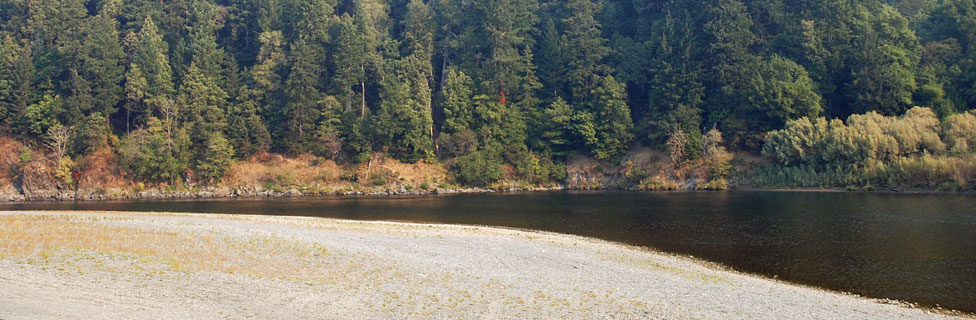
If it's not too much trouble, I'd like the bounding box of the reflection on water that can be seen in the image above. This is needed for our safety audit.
[3,191,975,312]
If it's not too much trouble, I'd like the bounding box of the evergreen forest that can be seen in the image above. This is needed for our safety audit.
[1,0,975,193]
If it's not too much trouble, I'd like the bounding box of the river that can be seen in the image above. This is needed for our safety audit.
[2,190,974,313]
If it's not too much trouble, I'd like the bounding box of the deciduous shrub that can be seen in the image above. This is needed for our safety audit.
[118,118,190,183]
[452,151,503,187]
[943,111,976,153]
[758,107,976,189]
[513,151,567,185]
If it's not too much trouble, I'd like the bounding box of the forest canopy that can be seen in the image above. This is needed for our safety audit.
[0,0,974,187]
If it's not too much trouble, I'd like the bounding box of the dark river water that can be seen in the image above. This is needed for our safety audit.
[2,191,975,312]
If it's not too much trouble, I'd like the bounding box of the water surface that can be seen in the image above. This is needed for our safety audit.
[2,191,974,312]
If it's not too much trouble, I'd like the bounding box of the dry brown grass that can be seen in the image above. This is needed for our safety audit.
[222,153,343,191]
[76,147,132,192]
[0,137,24,194]
[371,155,447,185]
[222,152,447,191]
[0,136,23,166]
[0,139,59,195]
[0,142,451,197]
[0,214,377,283]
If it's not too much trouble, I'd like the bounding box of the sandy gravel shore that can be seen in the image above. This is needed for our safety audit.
[0,211,965,319]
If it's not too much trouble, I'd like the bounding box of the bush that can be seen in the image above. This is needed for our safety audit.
[118,118,190,183]
[762,107,973,174]
[339,171,358,182]
[53,156,75,189]
[18,146,32,163]
[698,178,728,190]
[452,151,503,187]
[371,176,387,186]
[755,153,976,190]
[638,176,680,191]
[437,129,478,159]
[943,111,976,153]
[513,152,566,184]
[194,133,235,184]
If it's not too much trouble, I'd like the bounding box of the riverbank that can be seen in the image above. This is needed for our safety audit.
[7,184,975,203]
[0,185,566,202]
[735,186,976,195]
[0,211,965,319]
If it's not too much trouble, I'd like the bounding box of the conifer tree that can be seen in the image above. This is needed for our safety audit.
[562,0,611,100]
[0,34,32,134]
[77,9,125,124]
[283,35,324,153]
[440,68,474,134]
[128,17,175,117]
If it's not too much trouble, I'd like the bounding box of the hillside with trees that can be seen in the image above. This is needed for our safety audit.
[1,0,975,199]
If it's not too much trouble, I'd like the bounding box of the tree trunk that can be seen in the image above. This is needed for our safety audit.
[364,158,373,181]
[360,80,367,118]
[428,95,435,150]
[360,64,367,118]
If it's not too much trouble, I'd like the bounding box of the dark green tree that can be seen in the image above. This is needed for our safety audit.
[180,63,228,137]
[283,35,325,153]
[561,0,611,100]
[0,33,32,134]
[583,76,634,160]
[440,68,474,134]
[127,16,175,120]
[844,5,919,115]
[75,9,125,126]
[642,7,706,146]
[226,87,272,158]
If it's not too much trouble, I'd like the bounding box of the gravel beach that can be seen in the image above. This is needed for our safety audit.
[0,211,965,319]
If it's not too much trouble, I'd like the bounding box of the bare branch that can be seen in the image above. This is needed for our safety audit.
[45,125,72,161]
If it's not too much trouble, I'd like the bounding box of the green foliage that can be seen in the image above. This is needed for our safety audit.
[513,151,567,184]
[340,111,372,163]
[0,33,30,132]
[845,5,919,115]
[313,95,343,159]
[74,113,110,154]
[24,95,62,137]
[582,76,634,161]
[180,63,228,136]
[373,64,433,163]
[437,129,478,159]
[194,132,235,184]
[53,155,76,189]
[18,146,32,164]
[339,171,358,182]
[762,117,830,166]
[440,68,475,134]
[78,11,126,118]
[943,111,976,153]
[4,0,976,189]
[562,0,612,98]
[283,36,325,153]
[129,17,174,108]
[538,97,573,157]
[702,129,733,180]
[452,151,504,187]
[537,19,567,101]
[737,55,823,147]
[118,117,190,183]
[226,88,272,158]
[759,107,976,189]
